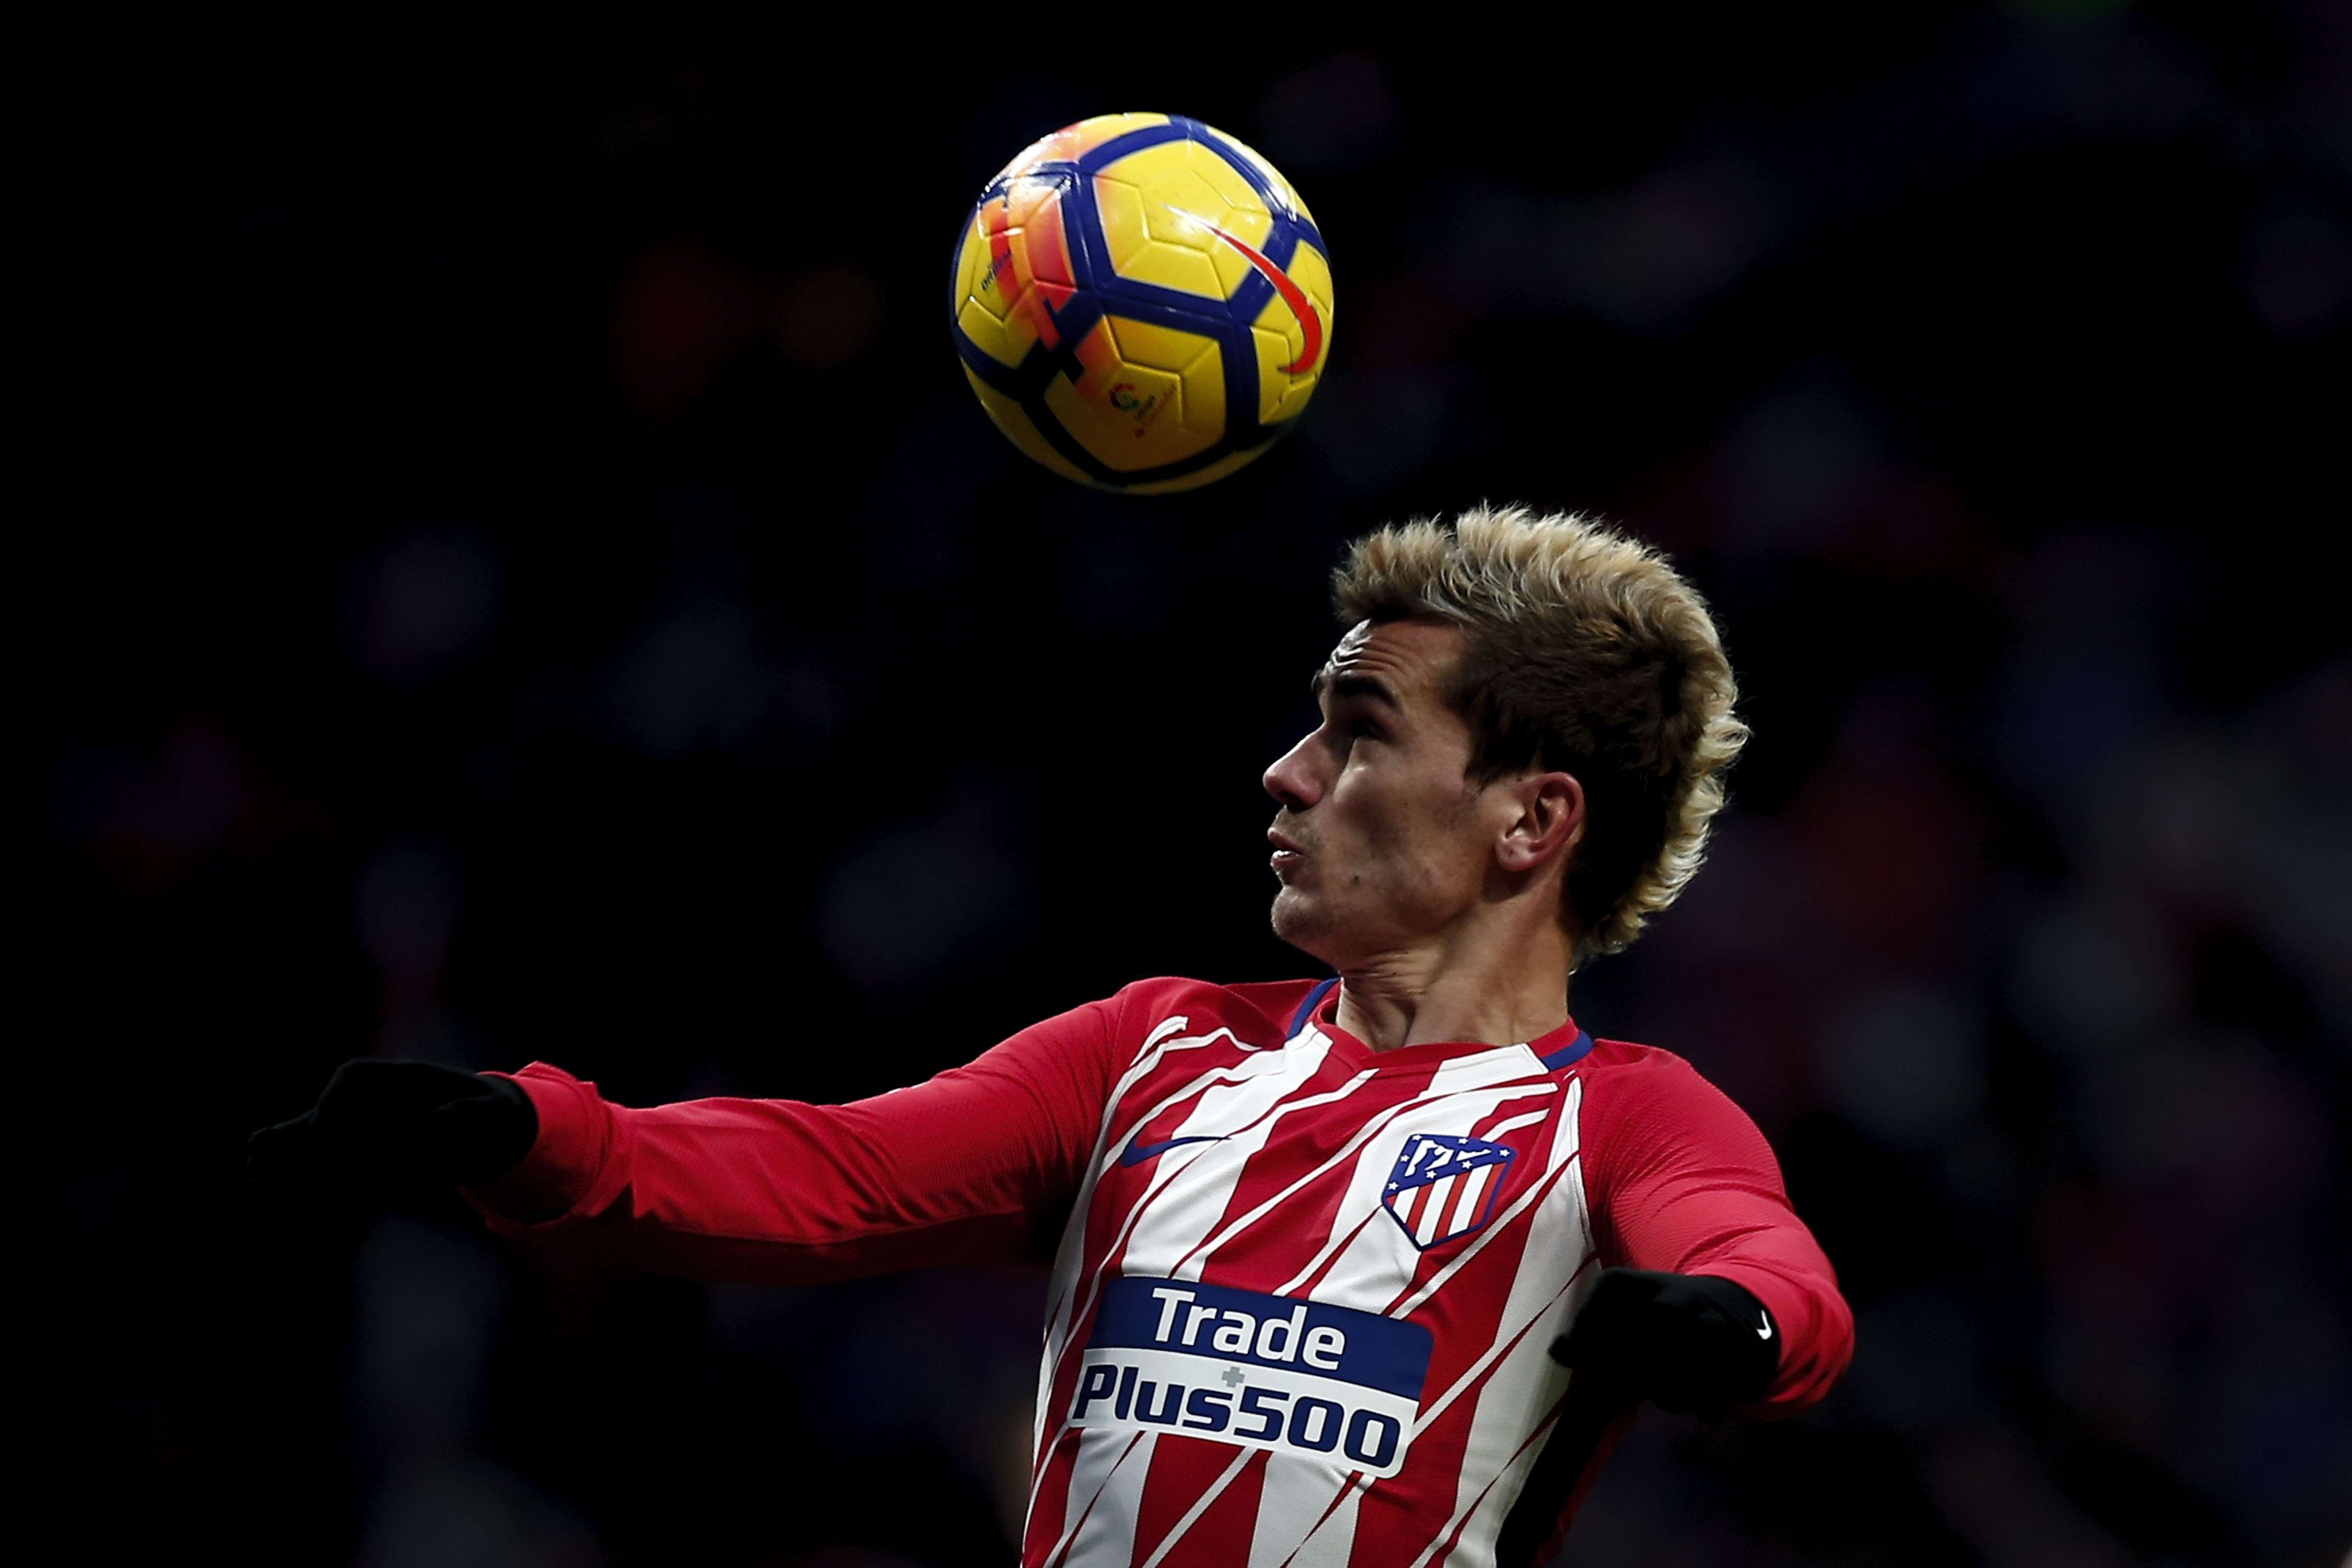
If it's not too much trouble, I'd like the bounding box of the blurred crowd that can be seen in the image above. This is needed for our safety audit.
[34,3,2347,1565]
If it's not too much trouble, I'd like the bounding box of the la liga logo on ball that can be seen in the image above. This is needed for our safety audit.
[950,113,1333,494]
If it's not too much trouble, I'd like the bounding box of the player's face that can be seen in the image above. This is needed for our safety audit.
[1262,618,1499,964]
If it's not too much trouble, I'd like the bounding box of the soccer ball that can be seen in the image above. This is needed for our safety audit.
[949,113,1334,494]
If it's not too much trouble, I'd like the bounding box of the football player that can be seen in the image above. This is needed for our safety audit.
[255,505,1852,1565]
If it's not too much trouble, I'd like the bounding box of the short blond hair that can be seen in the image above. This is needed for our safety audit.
[1332,505,1746,961]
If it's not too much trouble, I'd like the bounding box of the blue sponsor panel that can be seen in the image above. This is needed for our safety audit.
[1069,1278,1432,1478]
[1090,1278,1431,1394]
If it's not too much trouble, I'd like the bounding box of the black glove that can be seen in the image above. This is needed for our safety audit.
[247,1059,538,1197]
[1549,1268,1779,1422]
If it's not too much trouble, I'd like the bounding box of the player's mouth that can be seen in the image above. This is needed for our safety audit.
[1269,827,1307,875]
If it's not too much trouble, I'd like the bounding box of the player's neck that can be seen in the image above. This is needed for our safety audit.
[1331,917,1574,1053]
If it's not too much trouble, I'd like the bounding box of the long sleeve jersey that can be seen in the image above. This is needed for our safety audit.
[472,975,1852,1568]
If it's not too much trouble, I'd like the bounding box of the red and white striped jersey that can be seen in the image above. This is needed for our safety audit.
[478,975,1851,1567]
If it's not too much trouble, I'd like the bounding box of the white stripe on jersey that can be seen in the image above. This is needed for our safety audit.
[1190,1055,1589,1566]
[1049,1022,1345,1548]
[1035,1014,1223,1472]
[1249,1462,1370,1568]
[1047,1053,1384,1557]
[1191,1083,1436,1285]
[1480,1106,1555,1141]
[1304,1087,1558,1312]
[1402,1265,1580,1434]
[1427,1079,1597,1565]
[1406,1268,1588,1567]
[1255,1047,1550,1303]
[1067,1428,1166,1567]
[1273,1204,1385,1299]
[1256,1162,1591,1562]
[1254,1075,1594,1561]
[1039,1429,1150,1568]
[1388,1074,1585,1321]
[1099,1032,1340,1290]
[1417,1404,1566,1568]
[1038,1024,1313,1471]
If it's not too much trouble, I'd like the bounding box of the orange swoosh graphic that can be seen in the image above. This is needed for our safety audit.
[1201,223,1325,376]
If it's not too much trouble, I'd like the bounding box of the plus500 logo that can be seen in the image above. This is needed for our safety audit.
[1068,1278,1432,1477]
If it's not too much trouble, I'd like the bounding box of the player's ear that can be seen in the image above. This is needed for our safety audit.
[1494,770,1584,874]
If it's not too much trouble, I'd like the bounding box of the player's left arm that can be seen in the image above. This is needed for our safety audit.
[1559,1048,1855,1419]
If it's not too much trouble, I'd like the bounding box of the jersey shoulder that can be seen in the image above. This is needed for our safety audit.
[1579,1033,1706,1079]
[1099,974,1328,1050]
[1573,1033,1762,1130]
[1573,1033,1779,1171]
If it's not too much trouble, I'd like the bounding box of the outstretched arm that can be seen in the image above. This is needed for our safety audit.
[470,1001,1118,1281]
[251,998,1122,1285]
[1560,1047,1853,1418]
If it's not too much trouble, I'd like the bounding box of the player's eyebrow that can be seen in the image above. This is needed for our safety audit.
[1311,669,1400,709]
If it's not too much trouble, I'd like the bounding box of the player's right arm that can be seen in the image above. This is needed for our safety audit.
[251,998,1123,1284]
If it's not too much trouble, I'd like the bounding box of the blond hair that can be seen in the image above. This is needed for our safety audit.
[1332,505,1746,961]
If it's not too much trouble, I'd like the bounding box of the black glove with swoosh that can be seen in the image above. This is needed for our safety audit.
[1548,1268,1779,1422]
[247,1059,538,1201]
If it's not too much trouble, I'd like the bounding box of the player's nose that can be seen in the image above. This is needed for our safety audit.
[1263,733,1324,810]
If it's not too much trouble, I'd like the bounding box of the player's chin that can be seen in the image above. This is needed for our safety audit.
[1269,887,1335,957]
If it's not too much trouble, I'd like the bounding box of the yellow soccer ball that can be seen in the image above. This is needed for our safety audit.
[949,113,1334,494]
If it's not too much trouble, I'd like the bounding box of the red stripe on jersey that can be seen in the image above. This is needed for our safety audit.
[1177,1066,1442,1293]
[1169,1105,1389,1287]
[1023,1427,1082,1557]
[1280,1205,1386,1300]
[1402,1392,1571,1568]
[1130,1436,1265,1564]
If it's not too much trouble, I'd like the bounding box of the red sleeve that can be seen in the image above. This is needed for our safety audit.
[1579,1044,1854,1415]
[463,996,1123,1283]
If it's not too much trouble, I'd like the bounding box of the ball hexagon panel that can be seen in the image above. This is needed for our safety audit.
[1092,143,1279,308]
[1104,313,1224,377]
[1093,176,1226,301]
[1047,313,1227,471]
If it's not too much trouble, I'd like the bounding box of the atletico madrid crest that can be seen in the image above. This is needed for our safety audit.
[1383,1134,1516,1250]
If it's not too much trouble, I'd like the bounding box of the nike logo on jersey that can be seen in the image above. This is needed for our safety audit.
[1757,1313,1775,1340]
[1120,1134,1227,1168]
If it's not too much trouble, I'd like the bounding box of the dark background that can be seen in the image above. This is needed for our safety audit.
[35,3,2350,1564]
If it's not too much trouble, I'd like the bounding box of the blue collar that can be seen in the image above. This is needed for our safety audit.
[1285,976,1340,1039]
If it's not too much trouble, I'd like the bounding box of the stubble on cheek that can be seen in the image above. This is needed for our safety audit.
[1270,848,1358,945]
[1269,883,1322,949]
[1271,854,1400,963]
